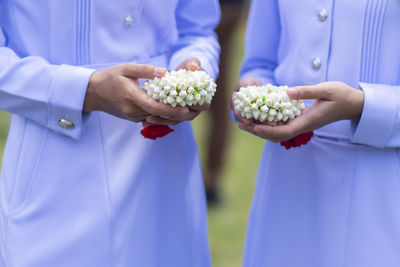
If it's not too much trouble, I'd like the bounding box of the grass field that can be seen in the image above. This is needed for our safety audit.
[0,113,9,160]
[0,14,264,267]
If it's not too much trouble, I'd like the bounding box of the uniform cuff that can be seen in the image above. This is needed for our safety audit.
[351,83,397,147]
[47,64,95,139]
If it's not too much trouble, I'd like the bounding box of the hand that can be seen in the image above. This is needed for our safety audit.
[238,81,364,142]
[231,77,263,124]
[83,63,190,123]
[143,57,210,126]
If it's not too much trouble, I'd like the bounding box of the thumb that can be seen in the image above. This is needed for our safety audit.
[286,85,332,100]
[122,63,166,79]
[177,57,201,71]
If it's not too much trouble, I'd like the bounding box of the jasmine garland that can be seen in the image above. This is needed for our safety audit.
[144,69,217,107]
[234,84,305,123]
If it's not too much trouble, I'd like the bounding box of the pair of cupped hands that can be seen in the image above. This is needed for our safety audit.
[84,59,364,142]
[232,78,364,142]
[83,57,209,127]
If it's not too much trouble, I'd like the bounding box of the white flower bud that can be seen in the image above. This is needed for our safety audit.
[179,91,187,97]
[269,109,277,116]
[260,113,268,122]
[186,94,194,101]
[167,96,175,104]
[260,105,269,113]
[253,110,260,120]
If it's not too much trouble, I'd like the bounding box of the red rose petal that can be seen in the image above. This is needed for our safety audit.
[141,124,174,140]
[280,131,313,150]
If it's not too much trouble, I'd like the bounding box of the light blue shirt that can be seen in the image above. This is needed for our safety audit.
[0,1,220,266]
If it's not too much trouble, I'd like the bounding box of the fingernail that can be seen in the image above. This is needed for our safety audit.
[154,67,166,77]
[181,108,189,114]
[188,62,200,71]
[286,88,298,98]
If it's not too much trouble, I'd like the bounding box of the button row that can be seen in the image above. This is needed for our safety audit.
[312,9,327,70]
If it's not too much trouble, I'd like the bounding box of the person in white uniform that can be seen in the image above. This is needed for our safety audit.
[0,0,220,266]
[233,0,400,266]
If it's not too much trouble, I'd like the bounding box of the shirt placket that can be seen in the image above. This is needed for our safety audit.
[309,0,335,82]
[75,0,91,65]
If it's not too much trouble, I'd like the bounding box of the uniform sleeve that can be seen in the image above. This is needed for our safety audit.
[240,0,281,85]
[351,83,400,148]
[0,28,95,140]
[169,0,220,79]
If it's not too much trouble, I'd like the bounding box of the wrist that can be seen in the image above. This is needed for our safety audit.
[349,89,364,120]
[83,72,100,112]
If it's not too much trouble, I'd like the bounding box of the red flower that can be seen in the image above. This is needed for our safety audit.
[280,131,313,149]
[141,124,174,140]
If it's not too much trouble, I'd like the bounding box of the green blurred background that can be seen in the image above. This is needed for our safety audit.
[0,10,264,267]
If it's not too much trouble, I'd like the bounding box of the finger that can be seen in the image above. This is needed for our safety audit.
[233,110,253,125]
[240,105,321,141]
[239,123,265,139]
[135,90,190,119]
[125,110,148,117]
[176,57,201,71]
[142,121,151,127]
[126,115,147,123]
[262,121,278,126]
[251,124,288,141]
[160,110,200,121]
[240,123,285,142]
[234,77,263,92]
[287,84,334,100]
[251,113,313,140]
[238,123,254,134]
[145,115,181,126]
[122,63,167,79]
[190,102,211,111]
